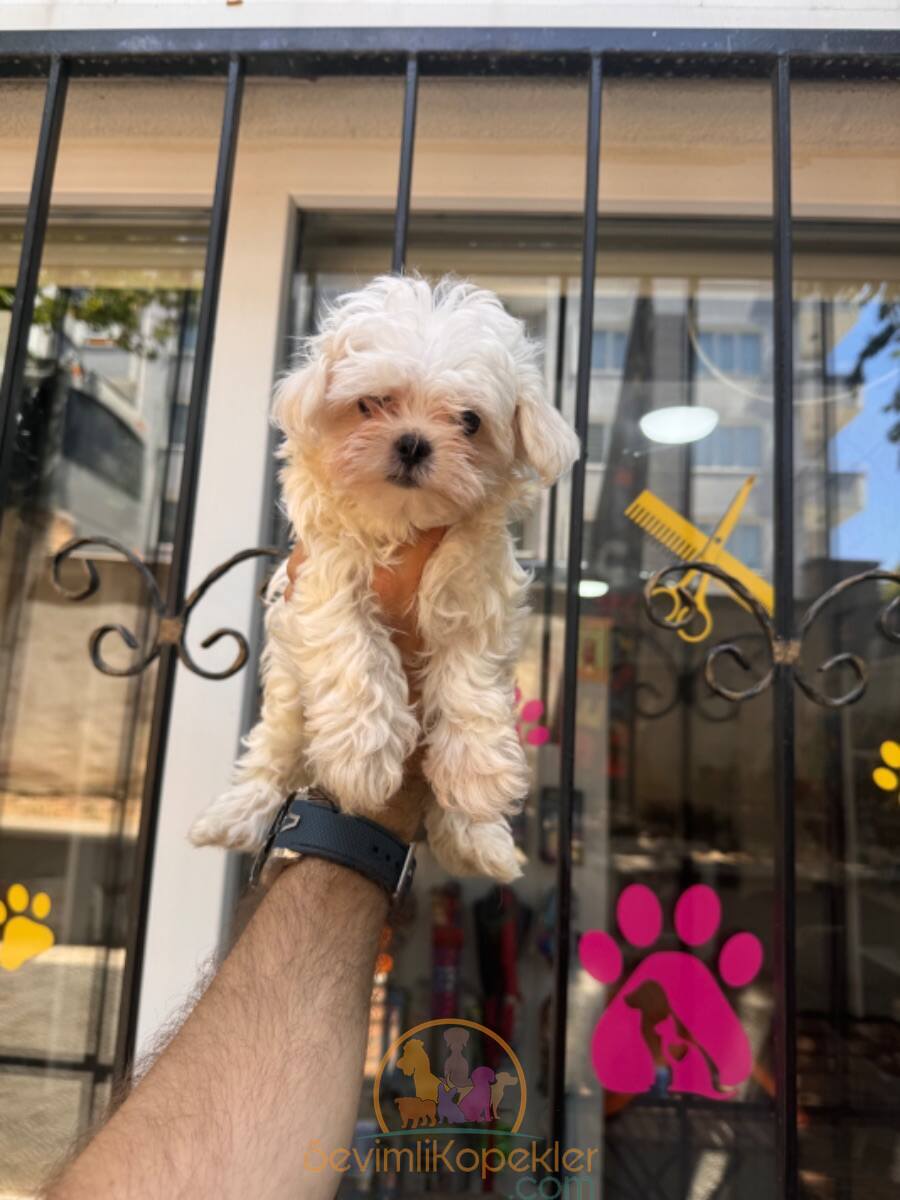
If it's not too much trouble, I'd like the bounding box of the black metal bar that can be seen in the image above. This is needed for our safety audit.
[817,298,852,1200]
[1,27,900,77]
[113,53,245,1079]
[391,53,418,274]
[539,291,568,713]
[167,57,244,612]
[549,51,602,1162]
[0,56,69,523]
[771,53,798,1200]
[0,1052,114,1077]
[679,292,698,849]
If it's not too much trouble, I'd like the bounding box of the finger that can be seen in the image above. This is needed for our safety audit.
[284,543,305,602]
[373,527,447,632]
[382,526,447,605]
[286,543,305,583]
[403,524,447,579]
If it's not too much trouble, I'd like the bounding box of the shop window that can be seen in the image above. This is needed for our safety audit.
[61,387,145,500]
[585,422,607,461]
[694,424,764,469]
[591,328,628,372]
[287,206,900,1200]
[0,210,206,1193]
[697,329,763,376]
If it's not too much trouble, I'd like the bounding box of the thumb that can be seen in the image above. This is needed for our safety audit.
[284,542,305,602]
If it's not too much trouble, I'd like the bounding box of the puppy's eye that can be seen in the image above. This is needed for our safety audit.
[460,410,481,436]
[358,395,390,417]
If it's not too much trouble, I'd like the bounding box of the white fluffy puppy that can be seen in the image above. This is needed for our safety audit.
[190,274,579,881]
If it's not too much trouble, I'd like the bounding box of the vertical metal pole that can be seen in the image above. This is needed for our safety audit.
[550,52,602,1160]
[817,299,852,1200]
[539,291,568,712]
[771,54,798,1200]
[680,292,697,851]
[391,53,419,275]
[114,54,245,1079]
[0,56,69,522]
[678,293,697,1198]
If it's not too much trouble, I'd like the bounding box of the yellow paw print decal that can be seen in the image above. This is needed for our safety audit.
[873,740,900,799]
[0,884,55,971]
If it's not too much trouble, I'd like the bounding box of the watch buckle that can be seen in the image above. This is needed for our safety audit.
[257,846,303,891]
[392,842,416,905]
[249,792,296,887]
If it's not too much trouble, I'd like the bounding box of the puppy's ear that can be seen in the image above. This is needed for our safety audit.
[272,355,328,440]
[514,368,581,486]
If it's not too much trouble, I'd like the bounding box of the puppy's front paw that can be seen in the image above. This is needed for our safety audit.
[189,779,284,853]
[425,722,529,822]
[426,808,523,882]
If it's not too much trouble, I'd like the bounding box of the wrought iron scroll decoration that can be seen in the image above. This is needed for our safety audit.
[645,561,900,708]
[614,625,740,723]
[52,537,281,680]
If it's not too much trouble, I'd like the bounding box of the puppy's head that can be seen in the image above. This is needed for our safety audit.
[275,275,579,533]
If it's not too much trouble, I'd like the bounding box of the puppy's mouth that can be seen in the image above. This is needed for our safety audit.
[386,467,428,489]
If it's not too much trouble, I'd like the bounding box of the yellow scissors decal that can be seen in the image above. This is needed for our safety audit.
[625,475,773,643]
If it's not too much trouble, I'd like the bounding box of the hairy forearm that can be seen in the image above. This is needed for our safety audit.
[48,861,387,1200]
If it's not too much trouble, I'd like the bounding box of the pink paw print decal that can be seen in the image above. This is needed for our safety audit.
[579,884,763,1101]
[515,687,550,747]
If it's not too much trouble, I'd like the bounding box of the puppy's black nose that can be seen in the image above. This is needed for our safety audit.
[394,433,432,467]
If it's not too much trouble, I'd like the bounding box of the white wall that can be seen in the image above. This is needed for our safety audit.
[3,0,900,33]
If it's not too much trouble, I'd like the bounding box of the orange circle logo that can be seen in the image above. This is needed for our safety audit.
[373,1018,527,1134]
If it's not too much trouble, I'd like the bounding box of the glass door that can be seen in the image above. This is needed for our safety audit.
[274,209,900,1199]
[0,211,205,1196]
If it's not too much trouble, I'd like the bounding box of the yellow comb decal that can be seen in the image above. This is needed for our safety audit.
[625,491,709,562]
[624,484,773,615]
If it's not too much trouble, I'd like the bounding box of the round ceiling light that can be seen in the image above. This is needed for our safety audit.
[578,579,609,599]
[639,405,719,446]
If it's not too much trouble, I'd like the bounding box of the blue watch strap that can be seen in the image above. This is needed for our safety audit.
[252,792,416,901]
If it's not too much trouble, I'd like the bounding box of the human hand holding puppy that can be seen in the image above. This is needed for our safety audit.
[190,275,579,880]
[284,526,446,841]
[50,281,578,1200]
[285,524,446,672]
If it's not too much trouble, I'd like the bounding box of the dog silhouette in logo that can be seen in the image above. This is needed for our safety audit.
[459,1066,496,1123]
[580,884,763,1101]
[397,1037,441,1104]
[443,1027,472,1099]
[395,1096,437,1129]
[490,1070,518,1120]
[437,1078,467,1125]
[625,980,735,1096]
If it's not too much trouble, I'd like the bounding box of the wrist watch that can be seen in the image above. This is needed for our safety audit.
[250,789,416,904]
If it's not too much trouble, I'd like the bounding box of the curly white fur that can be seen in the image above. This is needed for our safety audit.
[190,275,579,881]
